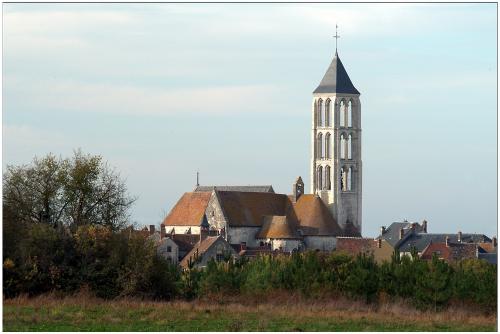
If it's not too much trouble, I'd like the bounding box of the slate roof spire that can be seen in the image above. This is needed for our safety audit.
[313,51,360,95]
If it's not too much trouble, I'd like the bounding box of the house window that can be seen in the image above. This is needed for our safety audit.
[167,246,172,252]
[216,254,224,262]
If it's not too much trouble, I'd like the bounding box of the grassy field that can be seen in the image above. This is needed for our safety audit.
[3,293,497,331]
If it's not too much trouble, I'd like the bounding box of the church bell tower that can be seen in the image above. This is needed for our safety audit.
[310,40,362,235]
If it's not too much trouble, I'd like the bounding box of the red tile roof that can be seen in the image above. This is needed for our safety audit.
[179,236,222,268]
[162,192,211,227]
[217,191,288,227]
[293,195,342,236]
[256,216,301,239]
[336,237,376,255]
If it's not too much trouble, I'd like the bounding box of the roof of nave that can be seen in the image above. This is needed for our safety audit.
[194,185,275,193]
[256,215,301,240]
[216,191,289,227]
[162,192,212,227]
[313,52,360,95]
[293,195,343,236]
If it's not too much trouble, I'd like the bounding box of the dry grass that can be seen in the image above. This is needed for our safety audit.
[3,291,497,331]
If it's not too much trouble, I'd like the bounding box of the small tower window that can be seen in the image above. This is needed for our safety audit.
[340,168,346,191]
[347,100,353,128]
[347,134,352,159]
[325,133,331,159]
[339,100,346,127]
[317,166,323,190]
[317,133,323,159]
[325,166,331,190]
[340,134,346,159]
[325,99,331,127]
[317,99,323,127]
[347,167,353,191]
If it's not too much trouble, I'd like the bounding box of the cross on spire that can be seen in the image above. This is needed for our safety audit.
[333,24,340,53]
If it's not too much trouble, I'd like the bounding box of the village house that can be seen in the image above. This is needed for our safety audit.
[336,237,393,263]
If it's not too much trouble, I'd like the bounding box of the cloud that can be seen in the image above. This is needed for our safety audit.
[4,75,285,116]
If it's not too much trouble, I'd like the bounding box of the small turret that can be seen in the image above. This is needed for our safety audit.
[292,176,304,203]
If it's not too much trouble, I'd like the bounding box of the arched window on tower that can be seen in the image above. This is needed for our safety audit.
[325,166,331,190]
[340,168,346,191]
[339,100,345,127]
[317,166,323,190]
[325,133,331,159]
[347,100,353,128]
[317,133,323,159]
[340,134,346,159]
[317,99,323,127]
[325,99,331,127]
[347,167,353,191]
[347,134,352,159]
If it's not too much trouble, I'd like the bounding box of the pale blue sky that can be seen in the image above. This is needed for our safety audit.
[3,3,497,237]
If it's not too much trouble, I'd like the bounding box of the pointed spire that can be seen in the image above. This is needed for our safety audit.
[313,52,359,95]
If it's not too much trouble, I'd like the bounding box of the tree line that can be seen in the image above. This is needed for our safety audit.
[3,152,497,313]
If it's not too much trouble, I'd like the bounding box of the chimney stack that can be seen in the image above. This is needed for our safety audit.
[399,228,404,240]
[200,226,208,242]
[422,220,427,233]
[377,238,382,248]
[445,236,450,247]
[493,237,497,247]
[292,176,304,203]
[380,226,386,235]
[160,224,166,239]
[149,225,155,235]
[457,231,462,243]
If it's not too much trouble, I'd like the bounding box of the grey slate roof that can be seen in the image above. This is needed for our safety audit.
[478,252,497,265]
[313,52,360,95]
[398,233,492,253]
[194,185,275,193]
[379,222,413,247]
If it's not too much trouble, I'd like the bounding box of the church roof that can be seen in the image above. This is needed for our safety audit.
[216,191,288,227]
[162,192,211,226]
[257,215,301,239]
[293,195,343,236]
[194,185,275,193]
[313,52,360,95]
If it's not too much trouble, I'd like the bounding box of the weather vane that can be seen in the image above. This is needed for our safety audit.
[333,24,340,52]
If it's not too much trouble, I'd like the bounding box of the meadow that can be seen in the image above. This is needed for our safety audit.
[3,293,496,332]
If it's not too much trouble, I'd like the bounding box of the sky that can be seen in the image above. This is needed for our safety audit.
[3,3,497,237]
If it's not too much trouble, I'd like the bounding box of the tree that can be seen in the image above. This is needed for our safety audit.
[3,150,136,231]
[414,254,452,311]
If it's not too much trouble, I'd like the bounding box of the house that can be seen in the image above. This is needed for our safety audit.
[179,235,237,269]
[420,239,477,263]
[336,237,393,263]
[156,237,179,264]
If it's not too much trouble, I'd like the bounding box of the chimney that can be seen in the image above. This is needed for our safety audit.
[380,226,386,235]
[149,225,155,235]
[399,228,404,240]
[458,231,462,243]
[492,237,497,247]
[422,220,428,233]
[200,226,208,242]
[377,238,382,249]
[160,224,166,239]
[445,236,450,247]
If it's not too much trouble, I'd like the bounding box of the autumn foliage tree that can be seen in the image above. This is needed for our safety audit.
[3,150,136,232]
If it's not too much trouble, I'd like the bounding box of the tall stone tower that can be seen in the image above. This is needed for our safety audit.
[310,50,362,235]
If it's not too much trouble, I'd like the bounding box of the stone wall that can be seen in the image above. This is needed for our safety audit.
[227,227,260,247]
[304,236,336,251]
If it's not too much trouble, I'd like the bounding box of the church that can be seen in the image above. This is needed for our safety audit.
[161,46,363,253]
